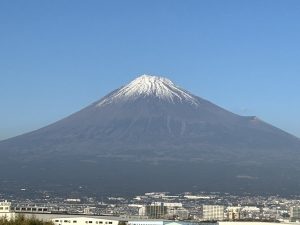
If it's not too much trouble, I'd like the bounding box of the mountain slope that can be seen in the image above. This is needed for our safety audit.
[0,75,300,196]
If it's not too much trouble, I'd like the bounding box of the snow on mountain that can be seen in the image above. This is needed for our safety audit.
[97,75,199,106]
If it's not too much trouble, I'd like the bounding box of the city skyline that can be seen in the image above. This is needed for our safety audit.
[1,0,300,140]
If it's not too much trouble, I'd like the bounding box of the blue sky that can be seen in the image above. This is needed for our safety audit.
[1,0,300,140]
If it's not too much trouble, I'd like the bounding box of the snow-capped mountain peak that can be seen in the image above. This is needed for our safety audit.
[97,74,199,106]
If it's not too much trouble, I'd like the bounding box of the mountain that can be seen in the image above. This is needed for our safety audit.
[1,75,300,196]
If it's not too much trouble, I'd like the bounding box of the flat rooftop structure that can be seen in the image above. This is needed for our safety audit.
[218,222,300,225]
[52,218,204,225]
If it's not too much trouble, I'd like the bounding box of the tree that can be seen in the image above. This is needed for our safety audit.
[0,215,53,225]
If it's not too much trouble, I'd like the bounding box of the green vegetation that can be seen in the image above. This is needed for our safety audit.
[0,215,53,225]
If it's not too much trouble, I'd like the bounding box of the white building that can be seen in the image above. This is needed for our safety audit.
[241,207,260,213]
[128,220,164,225]
[290,206,300,222]
[0,200,15,221]
[218,222,296,225]
[52,217,121,225]
[138,202,189,219]
[202,205,224,221]
[227,207,242,220]
[128,220,196,225]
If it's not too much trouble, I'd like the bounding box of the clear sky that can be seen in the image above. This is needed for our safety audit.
[1,0,300,140]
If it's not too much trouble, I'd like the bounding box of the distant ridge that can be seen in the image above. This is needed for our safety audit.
[0,74,300,196]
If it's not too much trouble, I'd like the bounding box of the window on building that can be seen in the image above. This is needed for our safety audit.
[73,221,77,223]
[89,221,93,224]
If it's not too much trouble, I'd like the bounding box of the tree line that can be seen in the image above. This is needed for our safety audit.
[0,215,53,225]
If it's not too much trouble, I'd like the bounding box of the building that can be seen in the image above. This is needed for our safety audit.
[52,218,197,225]
[167,208,189,220]
[128,220,164,225]
[139,203,189,219]
[144,203,168,219]
[290,206,300,222]
[0,200,15,220]
[227,207,241,221]
[12,205,51,213]
[202,205,224,221]
[52,217,121,225]
[128,220,198,225]
[218,222,292,225]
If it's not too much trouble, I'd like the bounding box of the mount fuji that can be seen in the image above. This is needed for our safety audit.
[1,75,300,196]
